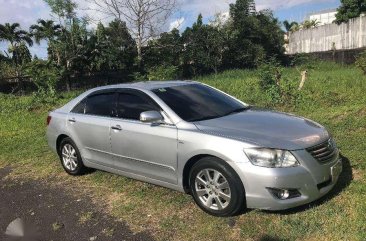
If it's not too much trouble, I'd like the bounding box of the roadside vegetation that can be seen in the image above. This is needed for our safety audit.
[1,60,365,240]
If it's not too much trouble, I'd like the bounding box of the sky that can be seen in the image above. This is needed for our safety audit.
[0,0,340,59]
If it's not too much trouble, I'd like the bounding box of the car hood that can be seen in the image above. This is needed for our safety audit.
[194,108,330,150]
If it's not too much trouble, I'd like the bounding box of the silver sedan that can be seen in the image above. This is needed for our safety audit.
[47,81,342,216]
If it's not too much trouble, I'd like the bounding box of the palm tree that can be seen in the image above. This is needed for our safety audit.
[30,19,61,44]
[0,23,33,48]
[30,19,63,65]
[283,20,299,33]
[302,20,320,30]
[0,23,33,80]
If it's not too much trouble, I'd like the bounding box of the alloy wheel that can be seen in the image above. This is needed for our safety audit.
[61,144,78,171]
[194,168,231,210]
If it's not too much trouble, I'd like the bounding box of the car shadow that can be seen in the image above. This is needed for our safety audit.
[261,154,353,215]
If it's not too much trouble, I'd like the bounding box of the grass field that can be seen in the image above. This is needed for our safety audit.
[0,61,365,240]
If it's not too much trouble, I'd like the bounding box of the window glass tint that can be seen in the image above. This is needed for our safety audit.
[118,92,159,120]
[152,84,245,122]
[71,100,86,114]
[84,93,115,117]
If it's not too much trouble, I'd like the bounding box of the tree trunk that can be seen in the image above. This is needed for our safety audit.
[66,60,71,91]
[137,24,143,69]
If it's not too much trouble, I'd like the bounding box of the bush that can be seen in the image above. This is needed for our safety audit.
[355,51,366,75]
[25,60,60,95]
[147,65,179,81]
[258,58,304,106]
[258,59,282,102]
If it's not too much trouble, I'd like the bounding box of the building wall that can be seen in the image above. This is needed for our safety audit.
[287,15,366,54]
[309,11,337,25]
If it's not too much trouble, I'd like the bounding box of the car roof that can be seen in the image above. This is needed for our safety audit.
[89,80,197,92]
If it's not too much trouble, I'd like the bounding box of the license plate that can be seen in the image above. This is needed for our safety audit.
[331,160,342,182]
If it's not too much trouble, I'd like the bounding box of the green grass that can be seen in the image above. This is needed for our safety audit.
[0,61,365,240]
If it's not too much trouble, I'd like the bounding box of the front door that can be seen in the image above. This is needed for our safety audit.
[110,90,178,184]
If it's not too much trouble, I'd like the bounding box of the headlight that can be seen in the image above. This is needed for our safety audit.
[244,148,299,168]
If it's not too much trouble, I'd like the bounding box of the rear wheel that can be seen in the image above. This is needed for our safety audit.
[189,157,246,216]
[59,137,87,175]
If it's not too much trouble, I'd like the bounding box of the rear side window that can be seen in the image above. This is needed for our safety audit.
[71,100,86,114]
[71,93,115,116]
[117,92,159,120]
[84,93,116,117]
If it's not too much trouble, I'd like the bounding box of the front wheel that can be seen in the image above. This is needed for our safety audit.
[189,157,246,217]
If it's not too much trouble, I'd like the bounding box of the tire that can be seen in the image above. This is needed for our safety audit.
[58,137,87,175]
[189,157,246,217]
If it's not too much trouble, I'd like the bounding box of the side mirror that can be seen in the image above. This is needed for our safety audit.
[140,111,164,123]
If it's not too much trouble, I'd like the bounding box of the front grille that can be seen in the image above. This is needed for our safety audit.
[306,138,337,164]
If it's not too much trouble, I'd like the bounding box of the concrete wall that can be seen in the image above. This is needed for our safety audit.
[287,15,366,54]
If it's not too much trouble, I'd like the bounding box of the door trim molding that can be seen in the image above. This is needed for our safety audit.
[85,147,176,171]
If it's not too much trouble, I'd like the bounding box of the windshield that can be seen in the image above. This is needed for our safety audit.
[152,84,248,122]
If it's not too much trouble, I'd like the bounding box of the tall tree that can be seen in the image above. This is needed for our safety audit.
[181,14,226,75]
[335,0,366,24]
[30,19,62,64]
[0,23,33,80]
[223,0,285,68]
[144,28,182,69]
[86,0,177,68]
[0,23,33,49]
[43,0,87,90]
[87,20,137,72]
[30,19,61,44]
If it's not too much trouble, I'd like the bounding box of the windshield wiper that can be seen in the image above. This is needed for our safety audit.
[223,106,251,116]
[189,106,251,122]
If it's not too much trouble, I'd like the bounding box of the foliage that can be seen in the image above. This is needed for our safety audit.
[0,54,16,79]
[144,29,182,70]
[258,58,282,89]
[0,23,33,79]
[257,58,306,105]
[181,14,227,76]
[25,59,60,94]
[223,1,285,69]
[283,20,298,32]
[288,19,320,33]
[302,19,320,29]
[87,20,137,72]
[258,59,282,102]
[1,0,287,92]
[355,50,366,74]
[147,65,179,80]
[30,19,61,44]
[335,0,366,24]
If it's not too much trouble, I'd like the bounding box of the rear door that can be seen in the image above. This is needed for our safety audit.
[67,90,116,168]
[110,89,178,184]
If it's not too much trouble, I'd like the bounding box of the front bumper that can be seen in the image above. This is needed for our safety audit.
[233,149,342,210]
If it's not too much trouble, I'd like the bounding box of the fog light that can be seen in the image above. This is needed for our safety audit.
[267,188,301,200]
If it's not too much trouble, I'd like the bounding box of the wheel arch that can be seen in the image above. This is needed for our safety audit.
[182,154,244,194]
[56,134,70,155]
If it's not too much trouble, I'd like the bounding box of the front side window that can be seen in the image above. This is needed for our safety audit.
[152,84,247,122]
[117,92,159,120]
[83,93,115,117]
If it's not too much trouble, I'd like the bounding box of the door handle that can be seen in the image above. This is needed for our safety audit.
[111,125,122,131]
[68,118,76,123]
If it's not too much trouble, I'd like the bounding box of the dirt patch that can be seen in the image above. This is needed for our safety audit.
[0,166,154,241]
